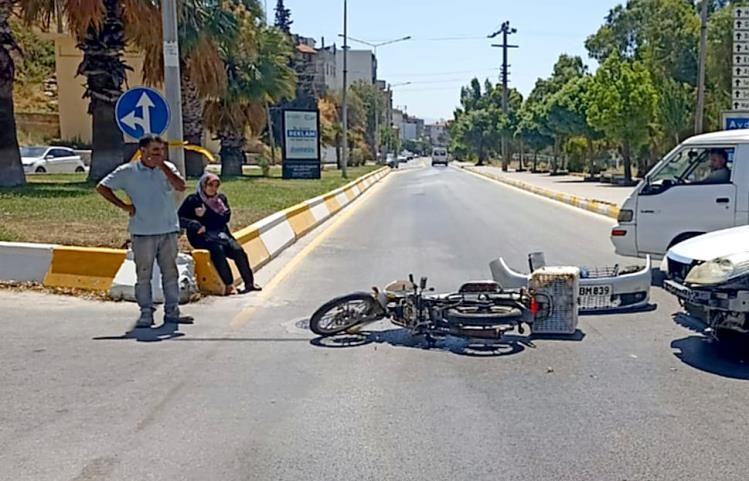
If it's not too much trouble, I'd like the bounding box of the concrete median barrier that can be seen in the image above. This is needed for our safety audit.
[43,246,127,291]
[185,166,390,294]
[0,242,56,283]
[0,167,390,297]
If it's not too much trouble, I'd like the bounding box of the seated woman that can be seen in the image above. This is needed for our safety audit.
[179,173,261,295]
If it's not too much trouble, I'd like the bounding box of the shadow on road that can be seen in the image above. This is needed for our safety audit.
[671,313,749,380]
[93,322,185,343]
[579,304,658,317]
[310,328,586,357]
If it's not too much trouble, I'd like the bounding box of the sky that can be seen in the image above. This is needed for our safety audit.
[276,0,620,123]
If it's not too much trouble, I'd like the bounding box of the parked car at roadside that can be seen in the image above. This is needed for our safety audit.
[21,146,87,174]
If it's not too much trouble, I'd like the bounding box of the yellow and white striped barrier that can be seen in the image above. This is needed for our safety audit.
[0,167,391,295]
[193,166,390,294]
[463,166,621,219]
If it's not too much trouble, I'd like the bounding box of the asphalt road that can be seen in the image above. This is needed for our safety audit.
[2,161,749,481]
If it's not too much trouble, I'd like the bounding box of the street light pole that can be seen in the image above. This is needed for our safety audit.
[341,0,348,178]
[161,0,185,177]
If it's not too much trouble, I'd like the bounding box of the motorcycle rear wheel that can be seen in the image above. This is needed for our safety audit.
[309,293,379,337]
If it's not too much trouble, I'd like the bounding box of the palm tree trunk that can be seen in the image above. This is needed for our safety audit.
[0,3,25,187]
[80,0,129,183]
[181,62,205,178]
[219,128,246,177]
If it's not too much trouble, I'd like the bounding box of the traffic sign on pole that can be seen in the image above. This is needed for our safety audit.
[115,86,171,140]
[723,111,749,130]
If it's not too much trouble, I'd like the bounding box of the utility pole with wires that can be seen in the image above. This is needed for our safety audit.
[341,0,349,178]
[489,21,518,172]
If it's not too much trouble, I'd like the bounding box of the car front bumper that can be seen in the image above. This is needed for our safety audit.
[664,279,749,312]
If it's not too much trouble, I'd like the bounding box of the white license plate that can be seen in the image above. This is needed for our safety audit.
[579,284,613,299]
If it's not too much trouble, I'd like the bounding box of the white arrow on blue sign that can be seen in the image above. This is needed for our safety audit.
[115,86,170,140]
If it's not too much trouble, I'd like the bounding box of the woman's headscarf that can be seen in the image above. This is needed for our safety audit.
[197,173,228,215]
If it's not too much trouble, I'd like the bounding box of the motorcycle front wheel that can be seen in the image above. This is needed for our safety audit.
[309,292,380,336]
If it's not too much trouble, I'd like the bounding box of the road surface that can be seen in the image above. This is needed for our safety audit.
[2,161,748,481]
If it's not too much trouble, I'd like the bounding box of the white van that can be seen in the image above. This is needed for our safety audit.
[611,129,749,259]
[431,148,448,166]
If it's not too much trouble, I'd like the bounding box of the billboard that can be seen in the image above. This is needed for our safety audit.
[282,109,321,179]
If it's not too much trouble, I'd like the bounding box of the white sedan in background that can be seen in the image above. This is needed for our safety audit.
[21,146,87,174]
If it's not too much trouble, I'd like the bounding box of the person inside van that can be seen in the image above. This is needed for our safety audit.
[696,148,731,184]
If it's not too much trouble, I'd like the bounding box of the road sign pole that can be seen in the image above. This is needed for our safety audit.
[161,0,185,177]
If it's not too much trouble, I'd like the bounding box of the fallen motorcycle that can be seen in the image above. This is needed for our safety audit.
[309,262,580,344]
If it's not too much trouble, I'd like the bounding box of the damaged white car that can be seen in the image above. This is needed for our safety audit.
[663,225,749,341]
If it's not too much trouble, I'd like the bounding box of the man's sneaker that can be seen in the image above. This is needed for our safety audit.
[164,314,194,325]
[135,314,154,329]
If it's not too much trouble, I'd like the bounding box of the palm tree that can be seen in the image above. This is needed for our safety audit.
[140,0,238,177]
[23,0,161,182]
[204,14,295,177]
[0,0,25,187]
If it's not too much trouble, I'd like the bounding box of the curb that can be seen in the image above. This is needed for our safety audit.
[0,167,391,295]
[462,166,620,219]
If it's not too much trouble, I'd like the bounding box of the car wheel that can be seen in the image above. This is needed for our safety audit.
[35,166,46,173]
[75,166,85,173]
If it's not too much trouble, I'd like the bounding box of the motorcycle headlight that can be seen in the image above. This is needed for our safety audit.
[685,252,749,285]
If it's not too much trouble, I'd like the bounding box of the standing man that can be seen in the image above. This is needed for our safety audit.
[96,136,191,328]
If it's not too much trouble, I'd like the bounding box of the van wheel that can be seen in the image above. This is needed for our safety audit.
[75,166,85,173]
[668,232,703,249]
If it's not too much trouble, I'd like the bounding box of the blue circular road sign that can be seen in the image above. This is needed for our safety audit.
[115,86,171,139]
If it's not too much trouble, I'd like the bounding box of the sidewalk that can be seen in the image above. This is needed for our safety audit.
[460,164,636,219]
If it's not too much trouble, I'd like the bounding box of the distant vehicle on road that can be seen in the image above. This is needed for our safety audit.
[612,130,749,259]
[386,153,399,169]
[21,146,86,174]
[431,147,448,166]
[397,154,408,163]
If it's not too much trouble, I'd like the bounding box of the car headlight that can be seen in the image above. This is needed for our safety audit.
[685,252,749,285]
[617,209,634,222]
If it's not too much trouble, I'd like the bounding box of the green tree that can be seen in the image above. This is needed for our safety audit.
[23,0,164,182]
[350,80,385,159]
[274,0,292,34]
[138,0,243,178]
[546,75,602,174]
[587,53,658,184]
[450,107,500,165]
[516,104,553,171]
[0,0,25,186]
[204,14,296,177]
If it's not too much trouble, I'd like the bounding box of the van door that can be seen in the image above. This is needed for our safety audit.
[636,145,737,255]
